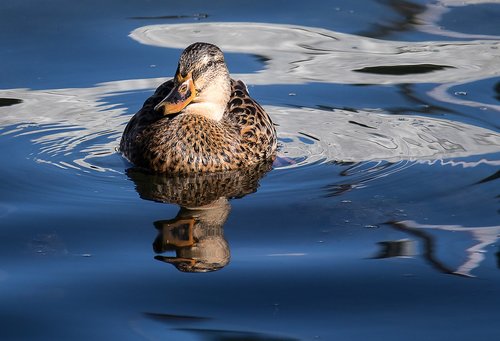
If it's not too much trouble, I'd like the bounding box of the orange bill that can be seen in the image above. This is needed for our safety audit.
[155,72,196,115]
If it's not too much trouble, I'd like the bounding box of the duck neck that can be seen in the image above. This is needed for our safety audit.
[184,102,226,121]
[185,75,231,122]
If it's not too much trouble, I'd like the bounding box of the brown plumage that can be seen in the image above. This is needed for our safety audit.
[119,42,277,174]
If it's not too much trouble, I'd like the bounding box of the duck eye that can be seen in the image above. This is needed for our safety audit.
[207,61,213,67]
[179,84,188,92]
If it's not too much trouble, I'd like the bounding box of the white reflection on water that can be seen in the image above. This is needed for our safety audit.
[130,22,500,112]
[1,83,498,172]
[390,221,500,277]
[0,20,499,172]
[271,106,499,167]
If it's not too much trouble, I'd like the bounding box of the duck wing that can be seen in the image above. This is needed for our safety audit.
[120,79,175,160]
[225,79,277,158]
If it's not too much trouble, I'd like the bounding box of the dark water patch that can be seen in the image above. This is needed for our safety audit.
[252,54,271,64]
[175,328,299,341]
[354,64,454,75]
[316,105,358,113]
[372,238,414,259]
[476,170,500,185]
[0,98,22,107]
[348,120,376,129]
[298,131,320,142]
[358,0,426,39]
[144,312,210,323]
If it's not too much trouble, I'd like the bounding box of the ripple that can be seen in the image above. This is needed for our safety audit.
[272,105,500,169]
[0,87,133,173]
[1,21,499,176]
[130,21,500,118]
[1,83,499,177]
[130,22,500,87]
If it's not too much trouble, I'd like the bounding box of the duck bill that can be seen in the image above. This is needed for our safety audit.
[155,74,196,115]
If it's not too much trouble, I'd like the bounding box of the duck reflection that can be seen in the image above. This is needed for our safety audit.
[126,162,272,272]
[153,198,231,272]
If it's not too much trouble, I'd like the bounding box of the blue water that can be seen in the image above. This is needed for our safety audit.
[1,1,499,340]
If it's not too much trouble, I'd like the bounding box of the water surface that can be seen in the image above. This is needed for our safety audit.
[1,1,499,340]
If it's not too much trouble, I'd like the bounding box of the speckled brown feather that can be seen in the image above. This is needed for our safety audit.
[120,78,277,174]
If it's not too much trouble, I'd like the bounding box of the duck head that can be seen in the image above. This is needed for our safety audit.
[154,42,231,121]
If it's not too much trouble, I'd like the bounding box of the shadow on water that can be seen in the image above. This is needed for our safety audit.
[0,98,22,107]
[143,314,298,340]
[353,64,454,75]
[173,328,298,341]
[126,161,273,272]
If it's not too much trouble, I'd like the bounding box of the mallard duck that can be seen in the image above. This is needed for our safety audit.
[120,42,277,174]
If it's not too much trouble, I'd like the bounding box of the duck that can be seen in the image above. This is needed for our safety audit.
[120,42,277,174]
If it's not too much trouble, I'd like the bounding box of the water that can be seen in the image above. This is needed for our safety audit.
[1,0,499,340]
